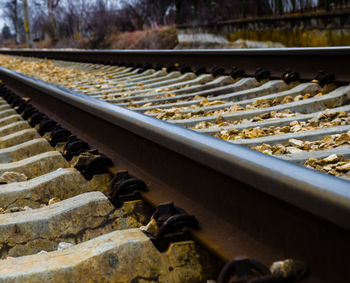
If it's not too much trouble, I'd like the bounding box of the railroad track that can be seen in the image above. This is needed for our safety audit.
[0,48,348,282]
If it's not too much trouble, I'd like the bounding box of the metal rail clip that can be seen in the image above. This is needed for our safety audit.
[313,71,335,87]
[255,67,271,82]
[62,135,89,161]
[281,69,300,84]
[48,126,71,146]
[37,118,58,136]
[73,150,113,180]
[142,202,199,252]
[27,112,47,127]
[231,66,245,79]
[108,170,147,208]
[217,257,308,283]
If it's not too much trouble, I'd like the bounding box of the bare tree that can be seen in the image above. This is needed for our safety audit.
[2,25,12,39]
[3,0,20,43]
[2,0,348,49]
[12,0,19,43]
[47,0,60,43]
[121,0,149,29]
[22,0,33,47]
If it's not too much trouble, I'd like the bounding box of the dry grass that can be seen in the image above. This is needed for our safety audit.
[107,27,178,49]
[0,27,178,50]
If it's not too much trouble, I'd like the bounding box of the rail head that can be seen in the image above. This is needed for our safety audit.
[0,65,349,231]
[2,46,350,54]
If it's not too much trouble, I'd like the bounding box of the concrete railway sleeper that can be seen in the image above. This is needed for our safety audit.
[0,80,310,282]
[128,79,290,110]
[0,230,215,283]
[0,192,148,259]
[0,50,349,282]
[0,55,350,179]
[0,168,110,209]
[0,139,53,163]
[143,83,323,121]
[0,85,228,282]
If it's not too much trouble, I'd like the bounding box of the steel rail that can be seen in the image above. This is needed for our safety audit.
[0,64,350,282]
[1,47,350,82]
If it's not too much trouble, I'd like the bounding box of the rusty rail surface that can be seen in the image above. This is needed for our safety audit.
[0,48,349,282]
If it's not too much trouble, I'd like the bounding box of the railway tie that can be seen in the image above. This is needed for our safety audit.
[0,48,349,282]
[0,87,220,282]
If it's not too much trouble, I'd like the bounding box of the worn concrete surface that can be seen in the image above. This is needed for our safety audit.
[0,192,148,258]
[0,122,30,138]
[0,110,17,120]
[0,229,209,282]
[0,139,52,163]
[0,168,111,209]
[0,151,69,179]
[0,115,23,128]
[0,129,41,149]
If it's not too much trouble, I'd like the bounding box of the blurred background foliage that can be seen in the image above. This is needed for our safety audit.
[0,0,349,48]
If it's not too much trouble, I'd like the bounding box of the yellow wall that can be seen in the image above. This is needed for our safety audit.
[225,28,350,47]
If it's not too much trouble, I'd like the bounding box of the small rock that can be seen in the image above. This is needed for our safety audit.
[0,171,27,184]
[337,162,350,172]
[321,154,340,164]
[262,149,273,155]
[140,218,158,237]
[57,242,74,251]
[286,147,303,154]
[334,133,350,145]
[215,115,225,124]
[294,94,303,101]
[281,95,294,104]
[304,157,318,167]
[290,124,302,132]
[142,102,152,107]
[303,93,311,99]
[323,165,332,171]
[37,250,47,255]
[270,259,308,281]
[72,152,96,169]
[48,198,61,205]
[288,139,304,147]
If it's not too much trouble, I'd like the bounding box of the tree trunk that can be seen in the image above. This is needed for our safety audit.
[12,0,19,44]
[48,0,59,43]
[324,0,330,11]
[175,0,183,25]
[240,0,246,18]
[276,0,283,15]
[22,0,33,48]
[291,0,296,13]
